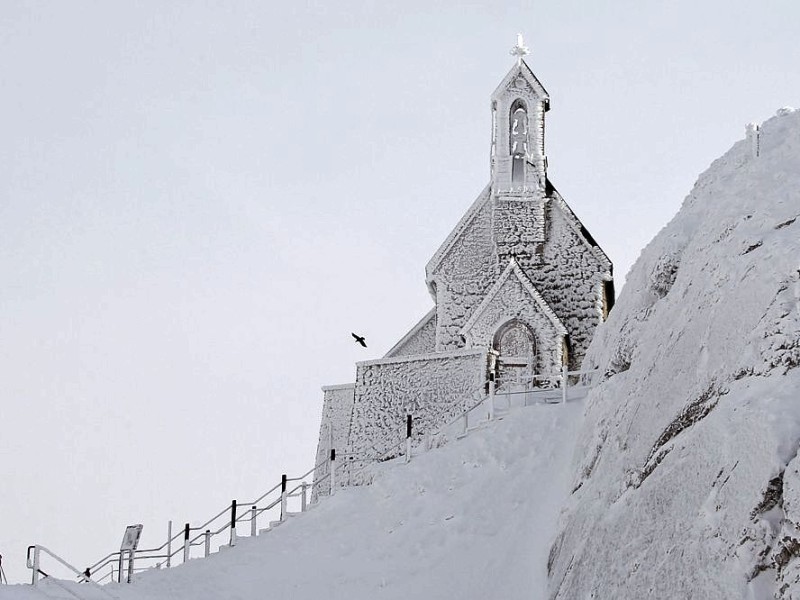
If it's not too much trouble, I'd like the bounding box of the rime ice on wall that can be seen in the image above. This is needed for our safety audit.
[340,350,486,486]
[349,350,485,462]
[532,198,611,369]
[493,197,547,266]
[384,309,437,358]
[426,189,609,368]
[461,259,567,376]
[428,188,498,350]
[312,384,355,499]
[314,57,612,493]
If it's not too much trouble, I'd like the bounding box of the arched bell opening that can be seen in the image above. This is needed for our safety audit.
[509,98,528,188]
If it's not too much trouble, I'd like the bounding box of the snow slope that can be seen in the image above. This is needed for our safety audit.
[1,401,582,600]
[549,108,800,599]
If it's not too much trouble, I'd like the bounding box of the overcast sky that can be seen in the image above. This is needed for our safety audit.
[2,0,799,584]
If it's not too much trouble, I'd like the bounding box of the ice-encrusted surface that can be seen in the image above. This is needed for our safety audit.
[312,385,356,499]
[549,108,800,600]
[349,351,485,468]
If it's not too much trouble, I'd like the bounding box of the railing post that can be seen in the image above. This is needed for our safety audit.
[183,523,190,563]
[166,520,172,568]
[488,374,496,420]
[117,552,124,583]
[330,449,336,495]
[561,364,568,404]
[405,414,413,464]
[31,546,40,586]
[127,550,135,584]
[229,500,237,547]
[204,530,211,557]
[301,482,308,512]
[280,474,288,521]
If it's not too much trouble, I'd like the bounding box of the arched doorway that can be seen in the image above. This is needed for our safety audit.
[493,320,536,392]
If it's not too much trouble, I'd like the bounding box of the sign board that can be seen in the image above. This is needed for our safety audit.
[120,524,144,552]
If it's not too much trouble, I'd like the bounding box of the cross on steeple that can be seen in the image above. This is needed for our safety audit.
[509,33,529,64]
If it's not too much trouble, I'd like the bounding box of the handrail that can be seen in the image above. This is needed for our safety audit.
[342,369,601,484]
[76,457,328,585]
[27,545,117,598]
[28,369,599,589]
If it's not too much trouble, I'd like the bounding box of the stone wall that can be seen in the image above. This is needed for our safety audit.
[432,196,497,350]
[428,187,610,368]
[384,309,437,358]
[493,196,547,267]
[527,194,611,369]
[460,260,566,378]
[348,350,486,463]
[312,384,355,499]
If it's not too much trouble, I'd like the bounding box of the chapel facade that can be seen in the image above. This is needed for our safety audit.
[314,41,613,493]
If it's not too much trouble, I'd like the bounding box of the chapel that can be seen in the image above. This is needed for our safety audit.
[314,38,613,492]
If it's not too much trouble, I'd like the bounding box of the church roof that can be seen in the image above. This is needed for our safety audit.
[459,258,567,339]
[383,307,436,358]
[425,184,491,284]
[491,58,550,108]
[547,180,614,276]
[424,180,613,283]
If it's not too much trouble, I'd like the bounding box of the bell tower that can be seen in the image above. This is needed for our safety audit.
[490,35,550,195]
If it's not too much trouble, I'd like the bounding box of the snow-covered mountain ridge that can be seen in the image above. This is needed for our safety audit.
[549,107,800,599]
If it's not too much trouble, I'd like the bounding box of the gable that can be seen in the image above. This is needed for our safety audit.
[425,184,491,282]
[460,258,567,347]
[547,181,613,276]
[384,308,437,358]
[491,59,550,106]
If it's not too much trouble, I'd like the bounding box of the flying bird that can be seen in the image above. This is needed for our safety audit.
[351,333,367,348]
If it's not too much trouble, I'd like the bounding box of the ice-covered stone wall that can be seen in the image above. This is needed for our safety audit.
[427,189,609,369]
[531,194,611,369]
[461,260,567,377]
[349,350,486,462]
[384,309,437,358]
[428,187,497,350]
[312,384,355,499]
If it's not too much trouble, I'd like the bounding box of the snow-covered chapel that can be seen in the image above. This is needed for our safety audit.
[314,39,614,491]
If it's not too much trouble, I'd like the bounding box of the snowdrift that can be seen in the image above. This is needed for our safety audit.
[2,402,582,600]
[549,108,800,599]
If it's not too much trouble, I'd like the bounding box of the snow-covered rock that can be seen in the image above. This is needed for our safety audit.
[549,107,800,599]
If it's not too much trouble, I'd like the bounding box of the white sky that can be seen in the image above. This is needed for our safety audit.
[1,0,799,584]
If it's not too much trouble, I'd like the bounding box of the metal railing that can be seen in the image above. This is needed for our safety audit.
[332,368,601,487]
[26,459,327,587]
[27,545,117,598]
[24,367,601,588]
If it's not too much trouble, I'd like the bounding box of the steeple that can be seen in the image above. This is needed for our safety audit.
[490,35,550,195]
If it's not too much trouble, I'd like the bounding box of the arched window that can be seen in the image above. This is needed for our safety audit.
[509,99,528,186]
